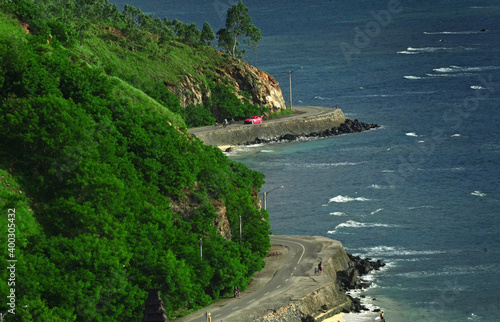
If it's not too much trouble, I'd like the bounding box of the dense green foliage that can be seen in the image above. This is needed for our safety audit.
[0,2,271,320]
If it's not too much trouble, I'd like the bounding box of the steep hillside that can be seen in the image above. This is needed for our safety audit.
[0,2,274,320]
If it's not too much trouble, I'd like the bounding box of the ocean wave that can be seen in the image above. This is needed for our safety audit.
[328,195,370,203]
[404,75,428,80]
[451,133,461,137]
[399,46,475,54]
[370,208,384,215]
[471,190,486,197]
[471,85,486,90]
[433,65,500,73]
[334,220,395,229]
[398,50,420,55]
[426,72,476,78]
[329,212,346,216]
[424,31,483,35]
[405,132,420,137]
[408,205,434,210]
[393,263,499,279]
[301,161,367,169]
[356,245,447,257]
[314,95,333,101]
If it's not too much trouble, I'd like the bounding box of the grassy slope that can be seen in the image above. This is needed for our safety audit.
[77,23,230,90]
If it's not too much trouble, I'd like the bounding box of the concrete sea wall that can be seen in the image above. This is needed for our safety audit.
[191,107,347,147]
[257,237,353,322]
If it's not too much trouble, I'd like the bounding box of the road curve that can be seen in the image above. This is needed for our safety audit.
[177,235,335,322]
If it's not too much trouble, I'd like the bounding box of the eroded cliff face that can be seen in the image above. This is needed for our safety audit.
[171,58,286,113]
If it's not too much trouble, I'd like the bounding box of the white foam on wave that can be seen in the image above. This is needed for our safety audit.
[433,65,500,73]
[332,220,396,231]
[393,263,499,279]
[314,95,333,101]
[471,190,486,197]
[398,50,420,55]
[404,75,427,80]
[370,208,384,215]
[424,31,482,35]
[408,205,434,210]
[451,133,461,137]
[471,85,485,90]
[399,46,475,54]
[405,132,419,137]
[328,195,370,203]
[426,72,476,78]
[329,212,346,216]
[369,184,383,189]
[356,245,447,257]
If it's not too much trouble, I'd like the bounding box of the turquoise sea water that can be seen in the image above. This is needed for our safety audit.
[113,1,500,320]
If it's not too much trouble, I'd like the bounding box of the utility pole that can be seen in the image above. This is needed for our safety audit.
[263,186,284,210]
[199,238,203,260]
[288,67,302,110]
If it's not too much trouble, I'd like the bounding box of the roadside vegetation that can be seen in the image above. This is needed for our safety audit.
[0,0,271,320]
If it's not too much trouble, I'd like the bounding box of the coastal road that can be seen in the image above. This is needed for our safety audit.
[188,106,336,136]
[177,235,326,322]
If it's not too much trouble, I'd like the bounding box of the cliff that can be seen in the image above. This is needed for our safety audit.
[171,57,287,113]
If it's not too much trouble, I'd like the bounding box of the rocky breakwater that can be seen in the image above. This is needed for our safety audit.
[337,254,386,314]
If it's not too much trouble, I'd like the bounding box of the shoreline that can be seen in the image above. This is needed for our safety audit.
[189,106,378,149]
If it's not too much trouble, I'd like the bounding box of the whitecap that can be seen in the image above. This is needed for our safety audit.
[434,65,500,73]
[314,96,332,101]
[451,133,461,137]
[355,245,447,257]
[334,220,395,229]
[408,205,434,210]
[424,31,482,35]
[369,184,383,189]
[404,75,426,80]
[398,50,420,55]
[426,72,476,78]
[405,132,419,137]
[370,208,384,215]
[329,212,346,216]
[328,195,370,203]
[471,85,485,90]
[471,190,486,197]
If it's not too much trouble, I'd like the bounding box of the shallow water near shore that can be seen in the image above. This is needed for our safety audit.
[109,0,500,320]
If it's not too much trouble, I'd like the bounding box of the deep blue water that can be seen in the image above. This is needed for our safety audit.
[113,1,500,320]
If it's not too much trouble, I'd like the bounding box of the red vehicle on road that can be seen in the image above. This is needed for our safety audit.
[244,116,263,124]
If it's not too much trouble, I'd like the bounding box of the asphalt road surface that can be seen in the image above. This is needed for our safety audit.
[177,235,330,322]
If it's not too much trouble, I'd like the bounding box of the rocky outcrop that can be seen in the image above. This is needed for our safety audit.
[171,58,286,112]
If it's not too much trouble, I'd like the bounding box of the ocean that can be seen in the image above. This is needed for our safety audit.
[112,0,500,320]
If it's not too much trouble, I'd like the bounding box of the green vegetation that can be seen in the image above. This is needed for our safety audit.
[0,1,271,320]
[217,0,262,59]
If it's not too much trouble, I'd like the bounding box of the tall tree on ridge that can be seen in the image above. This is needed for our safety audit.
[217,0,261,60]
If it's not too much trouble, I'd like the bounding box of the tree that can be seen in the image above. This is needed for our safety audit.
[217,0,261,59]
[244,24,261,66]
[199,21,215,46]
